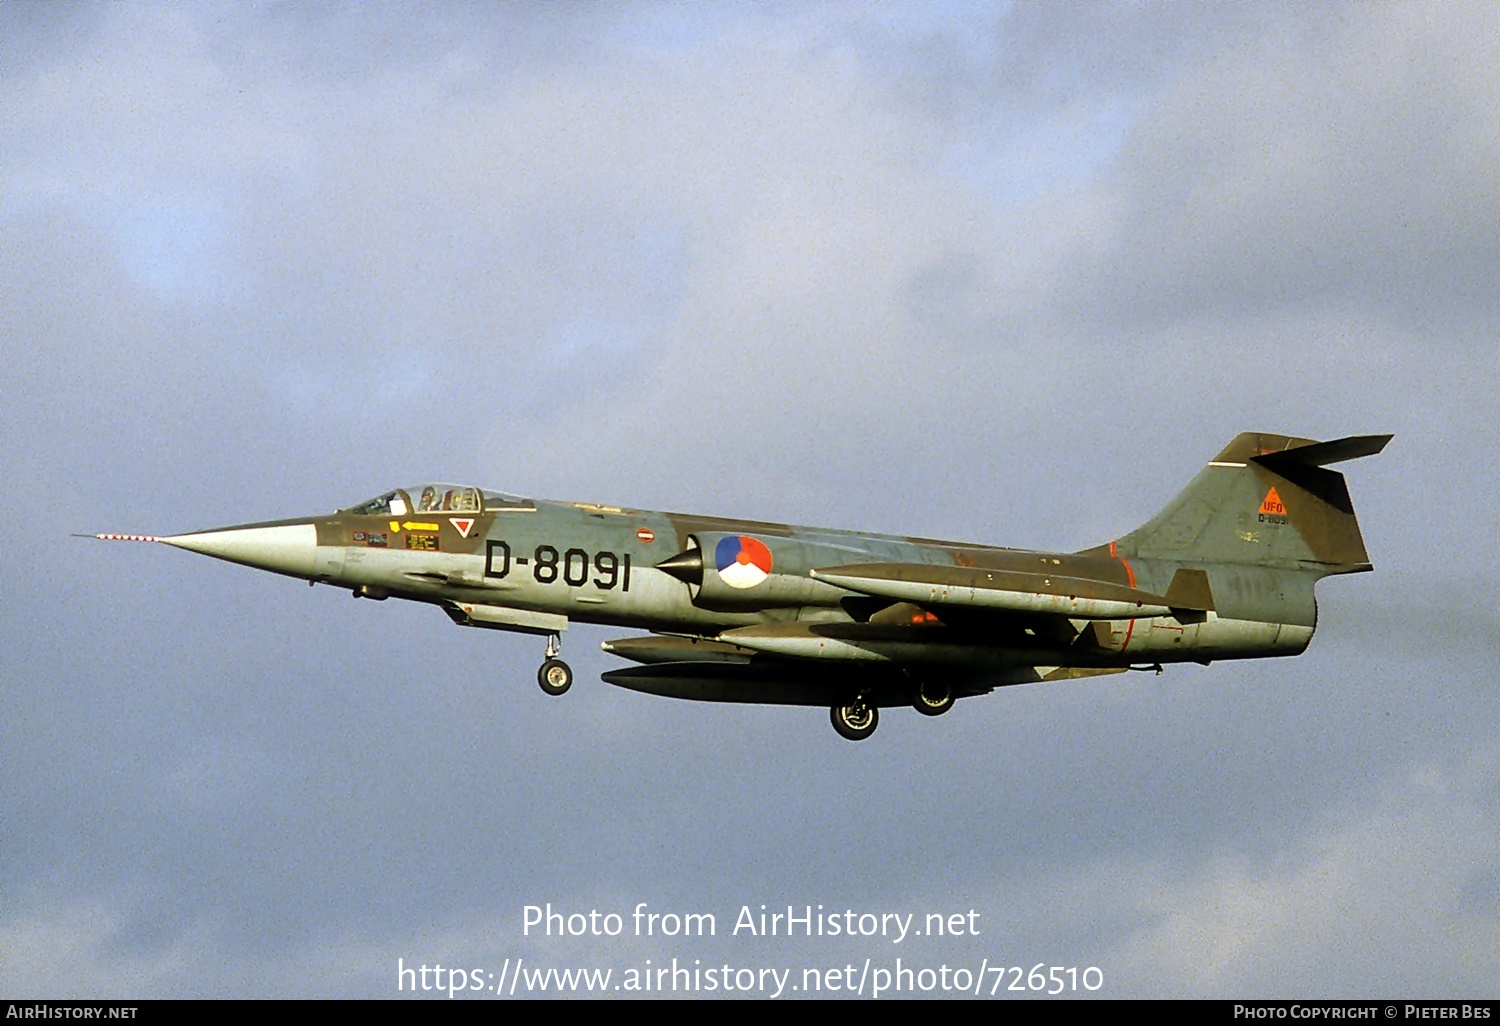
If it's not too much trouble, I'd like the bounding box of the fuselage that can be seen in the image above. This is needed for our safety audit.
[100,431,1388,740]
[157,484,1316,678]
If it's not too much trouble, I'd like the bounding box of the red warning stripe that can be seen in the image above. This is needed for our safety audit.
[95,534,160,542]
[1110,538,1138,652]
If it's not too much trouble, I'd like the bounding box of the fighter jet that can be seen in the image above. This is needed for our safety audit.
[92,432,1388,740]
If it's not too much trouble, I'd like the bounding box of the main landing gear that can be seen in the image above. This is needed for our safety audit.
[537,632,573,696]
[912,679,955,717]
[830,680,957,740]
[830,694,878,742]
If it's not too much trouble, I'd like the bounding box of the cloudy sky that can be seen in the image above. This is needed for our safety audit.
[3,1,1497,999]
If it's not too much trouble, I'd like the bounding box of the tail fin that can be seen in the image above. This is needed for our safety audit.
[1110,432,1391,574]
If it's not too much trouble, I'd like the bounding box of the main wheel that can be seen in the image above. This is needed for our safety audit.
[830,699,878,741]
[538,658,573,696]
[912,680,955,717]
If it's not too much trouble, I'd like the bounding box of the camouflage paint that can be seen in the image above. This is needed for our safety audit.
[98,432,1389,737]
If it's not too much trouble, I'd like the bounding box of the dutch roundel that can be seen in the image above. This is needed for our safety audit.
[715,535,773,589]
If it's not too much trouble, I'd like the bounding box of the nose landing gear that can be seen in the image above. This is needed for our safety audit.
[537,632,573,696]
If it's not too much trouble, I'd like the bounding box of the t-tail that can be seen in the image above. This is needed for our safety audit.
[1110,432,1391,574]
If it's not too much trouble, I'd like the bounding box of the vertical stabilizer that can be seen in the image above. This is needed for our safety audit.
[1111,433,1390,574]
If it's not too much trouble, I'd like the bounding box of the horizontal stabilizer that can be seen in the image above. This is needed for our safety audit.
[809,563,1179,619]
[1252,434,1392,469]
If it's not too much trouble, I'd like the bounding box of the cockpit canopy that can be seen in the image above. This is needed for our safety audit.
[344,484,533,517]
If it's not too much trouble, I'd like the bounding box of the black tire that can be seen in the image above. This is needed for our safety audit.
[912,680,954,717]
[830,700,878,741]
[538,658,573,696]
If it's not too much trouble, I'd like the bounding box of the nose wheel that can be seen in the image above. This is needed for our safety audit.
[537,633,573,696]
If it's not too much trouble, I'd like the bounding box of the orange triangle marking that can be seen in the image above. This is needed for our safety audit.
[1259,487,1286,516]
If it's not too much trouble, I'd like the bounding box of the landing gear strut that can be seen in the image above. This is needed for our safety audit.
[537,632,573,696]
[830,694,878,741]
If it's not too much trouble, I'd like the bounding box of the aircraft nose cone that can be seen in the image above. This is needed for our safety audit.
[160,522,319,578]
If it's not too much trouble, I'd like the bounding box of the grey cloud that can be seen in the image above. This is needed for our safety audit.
[0,1,106,86]
[1075,4,1500,332]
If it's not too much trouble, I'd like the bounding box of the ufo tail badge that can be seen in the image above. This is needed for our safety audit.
[715,535,773,589]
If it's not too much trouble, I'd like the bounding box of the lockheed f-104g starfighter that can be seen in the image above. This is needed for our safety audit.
[92,431,1389,740]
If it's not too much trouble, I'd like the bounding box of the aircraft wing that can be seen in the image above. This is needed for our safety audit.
[807,562,1202,619]
[598,561,1210,691]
